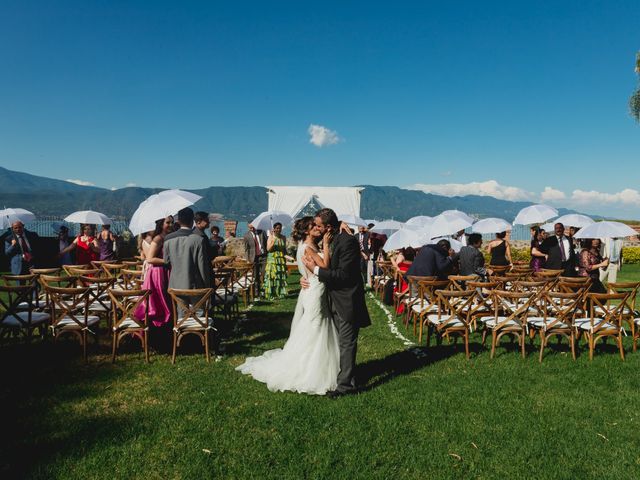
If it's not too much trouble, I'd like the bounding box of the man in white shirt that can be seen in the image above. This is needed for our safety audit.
[599,237,623,284]
[243,224,267,297]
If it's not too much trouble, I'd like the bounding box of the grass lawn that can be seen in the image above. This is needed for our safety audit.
[2,267,640,479]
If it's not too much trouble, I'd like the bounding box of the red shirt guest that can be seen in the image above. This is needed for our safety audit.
[59,224,99,265]
[391,247,416,314]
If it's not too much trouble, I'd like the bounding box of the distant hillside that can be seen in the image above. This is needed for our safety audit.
[0,167,580,221]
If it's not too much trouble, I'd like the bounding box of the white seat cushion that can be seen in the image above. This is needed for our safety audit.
[575,318,618,331]
[1,311,50,327]
[485,317,522,329]
[175,317,215,330]
[634,317,640,325]
[113,317,145,331]
[425,314,463,327]
[55,315,101,328]
[527,316,569,330]
[411,303,437,314]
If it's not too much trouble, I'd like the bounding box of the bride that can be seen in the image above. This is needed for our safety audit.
[236,216,340,395]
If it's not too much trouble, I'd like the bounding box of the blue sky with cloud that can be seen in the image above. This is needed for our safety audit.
[0,1,639,217]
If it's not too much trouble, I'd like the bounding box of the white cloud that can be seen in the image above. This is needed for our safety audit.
[407,180,534,201]
[66,178,95,186]
[125,182,137,187]
[540,186,566,202]
[110,187,117,191]
[308,124,341,147]
[570,188,640,206]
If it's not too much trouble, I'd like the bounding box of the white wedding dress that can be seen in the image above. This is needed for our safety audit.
[236,242,340,395]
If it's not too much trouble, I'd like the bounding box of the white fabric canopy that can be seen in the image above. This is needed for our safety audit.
[266,186,363,217]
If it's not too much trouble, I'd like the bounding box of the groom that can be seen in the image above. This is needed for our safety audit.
[302,208,371,398]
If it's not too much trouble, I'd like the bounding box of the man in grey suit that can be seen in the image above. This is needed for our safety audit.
[458,233,492,279]
[164,207,212,293]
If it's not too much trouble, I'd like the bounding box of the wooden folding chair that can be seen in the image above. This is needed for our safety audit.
[232,262,254,307]
[423,290,476,359]
[485,290,537,358]
[488,265,510,276]
[120,268,144,291]
[606,282,640,351]
[0,283,50,341]
[79,275,116,325]
[101,263,126,287]
[574,293,628,361]
[167,287,215,363]
[402,276,436,329]
[415,279,450,342]
[108,289,151,362]
[46,285,100,361]
[62,264,93,276]
[467,280,499,332]
[527,291,581,362]
[447,275,477,291]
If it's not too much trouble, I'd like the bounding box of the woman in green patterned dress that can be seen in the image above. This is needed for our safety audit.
[263,222,288,300]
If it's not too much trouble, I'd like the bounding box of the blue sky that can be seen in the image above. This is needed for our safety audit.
[1,1,639,217]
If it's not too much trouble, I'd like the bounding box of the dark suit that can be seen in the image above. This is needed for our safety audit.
[406,244,454,280]
[4,230,39,274]
[317,231,371,393]
[540,235,577,277]
[244,230,267,296]
[458,245,487,277]
[357,231,370,279]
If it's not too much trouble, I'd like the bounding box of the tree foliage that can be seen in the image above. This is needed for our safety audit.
[631,51,640,122]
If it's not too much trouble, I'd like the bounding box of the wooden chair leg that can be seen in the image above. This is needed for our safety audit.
[570,333,576,360]
[539,332,545,363]
[589,335,594,361]
[111,331,117,363]
[490,331,497,359]
[464,330,470,359]
[171,332,178,364]
[618,335,625,361]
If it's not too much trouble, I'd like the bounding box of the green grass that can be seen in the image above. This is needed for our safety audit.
[2,269,640,479]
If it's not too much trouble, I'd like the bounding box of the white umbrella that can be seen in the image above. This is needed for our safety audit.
[554,214,595,228]
[472,218,512,234]
[64,210,112,225]
[382,228,424,252]
[513,204,558,225]
[428,212,474,239]
[574,221,638,239]
[405,215,433,228]
[370,220,404,236]
[441,209,475,224]
[0,208,36,229]
[431,237,464,253]
[338,214,367,228]
[129,189,203,235]
[251,210,294,231]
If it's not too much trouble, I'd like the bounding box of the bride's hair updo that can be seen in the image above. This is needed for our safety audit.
[292,216,314,242]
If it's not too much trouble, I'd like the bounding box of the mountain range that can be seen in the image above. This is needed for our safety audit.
[0,166,581,222]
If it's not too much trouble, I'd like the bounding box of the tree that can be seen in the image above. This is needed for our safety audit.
[631,52,640,122]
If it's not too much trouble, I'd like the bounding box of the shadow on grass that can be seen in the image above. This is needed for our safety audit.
[357,344,461,392]
[0,340,146,478]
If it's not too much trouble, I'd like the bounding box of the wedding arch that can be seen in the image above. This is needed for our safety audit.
[266,186,364,218]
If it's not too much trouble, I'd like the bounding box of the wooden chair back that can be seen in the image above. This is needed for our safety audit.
[121,269,144,290]
[447,275,477,291]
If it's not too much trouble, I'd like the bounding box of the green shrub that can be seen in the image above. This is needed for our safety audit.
[482,247,531,264]
[622,246,640,264]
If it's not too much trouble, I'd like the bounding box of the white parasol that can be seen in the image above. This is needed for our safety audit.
[129,189,203,235]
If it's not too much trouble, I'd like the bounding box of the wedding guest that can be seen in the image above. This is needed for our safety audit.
[4,221,39,274]
[57,225,73,266]
[357,225,370,281]
[578,239,608,293]
[244,224,267,297]
[59,224,99,265]
[487,231,511,266]
[390,247,415,314]
[209,225,224,259]
[568,226,581,255]
[459,233,492,279]
[541,222,577,276]
[194,211,215,260]
[97,224,117,261]
[406,239,456,280]
[263,222,288,300]
[135,216,174,328]
[599,237,624,284]
[529,226,548,272]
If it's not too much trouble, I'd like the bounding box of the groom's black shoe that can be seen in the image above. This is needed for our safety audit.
[326,389,358,399]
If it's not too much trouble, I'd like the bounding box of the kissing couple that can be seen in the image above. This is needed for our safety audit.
[236,208,371,397]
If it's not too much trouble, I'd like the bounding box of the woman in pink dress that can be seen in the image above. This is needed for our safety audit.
[135,216,174,328]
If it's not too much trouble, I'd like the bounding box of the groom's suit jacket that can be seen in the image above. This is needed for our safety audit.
[317,231,371,328]
[164,228,212,291]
